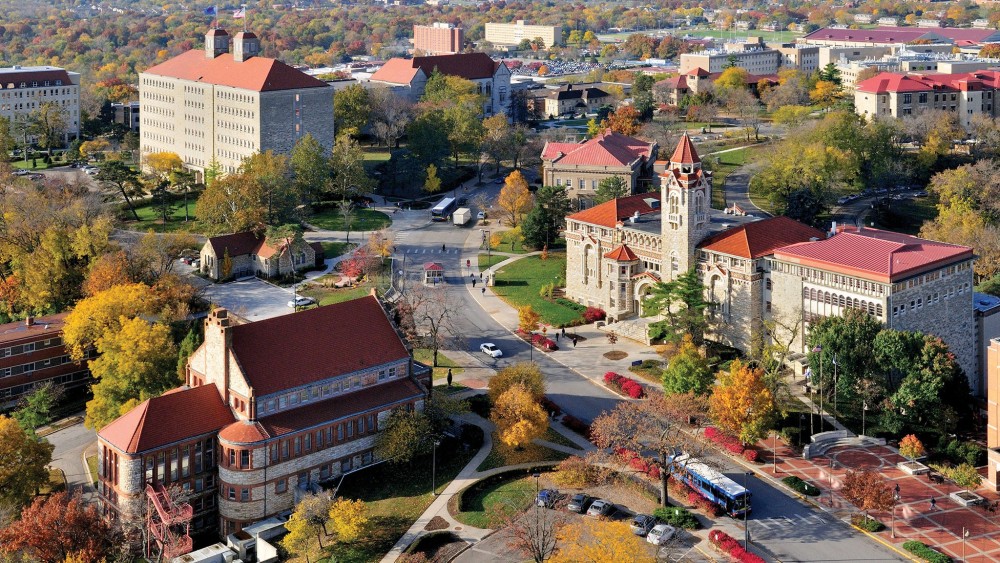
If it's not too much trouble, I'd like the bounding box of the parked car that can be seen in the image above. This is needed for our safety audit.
[836,196,850,205]
[646,524,677,545]
[457,197,468,205]
[287,296,316,308]
[12,169,28,176]
[477,211,486,220]
[586,499,615,518]
[914,190,929,197]
[630,514,657,536]
[566,493,593,513]
[480,343,502,358]
[536,489,559,509]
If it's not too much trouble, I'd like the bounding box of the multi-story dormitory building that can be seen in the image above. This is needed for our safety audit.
[0,314,92,410]
[139,28,334,178]
[0,66,80,143]
[564,134,979,394]
[96,296,429,543]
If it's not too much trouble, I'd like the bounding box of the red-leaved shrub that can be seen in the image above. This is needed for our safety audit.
[705,426,751,457]
[603,372,646,399]
[540,397,562,416]
[583,306,606,323]
[709,530,765,563]
[743,449,759,462]
[562,415,591,439]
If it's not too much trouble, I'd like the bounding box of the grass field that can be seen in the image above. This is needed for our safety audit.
[310,208,391,231]
[452,475,536,528]
[478,253,508,269]
[489,230,530,254]
[477,428,571,472]
[320,242,357,259]
[122,200,200,234]
[413,348,464,380]
[874,195,939,235]
[491,254,583,327]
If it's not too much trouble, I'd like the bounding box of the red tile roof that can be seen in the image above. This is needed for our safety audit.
[230,295,410,395]
[698,217,825,259]
[542,131,656,167]
[604,244,639,261]
[773,226,973,282]
[856,70,1000,94]
[688,67,710,77]
[0,67,75,90]
[370,53,501,84]
[0,313,67,345]
[804,25,1000,45]
[670,134,700,165]
[567,194,661,228]
[142,49,329,92]
[258,378,423,438]
[206,231,284,258]
[423,262,444,271]
[218,420,269,444]
[98,385,234,453]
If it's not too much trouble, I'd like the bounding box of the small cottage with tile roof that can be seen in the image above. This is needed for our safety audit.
[563,135,976,377]
[96,295,429,541]
[199,231,319,281]
[541,131,658,208]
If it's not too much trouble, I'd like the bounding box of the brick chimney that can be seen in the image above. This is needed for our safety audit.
[25,316,34,327]
[203,308,233,399]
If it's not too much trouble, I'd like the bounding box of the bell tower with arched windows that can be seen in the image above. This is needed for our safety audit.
[660,133,711,279]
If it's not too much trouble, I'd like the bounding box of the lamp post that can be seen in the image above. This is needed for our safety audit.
[891,491,900,538]
[813,345,823,428]
[744,471,752,548]
[431,439,441,496]
[832,354,839,418]
[963,527,969,561]
[773,430,778,474]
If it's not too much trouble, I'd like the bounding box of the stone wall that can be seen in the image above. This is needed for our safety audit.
[260,86,336,157]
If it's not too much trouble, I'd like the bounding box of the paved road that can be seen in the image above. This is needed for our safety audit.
[46,421,98,501]
[722,168,771,218]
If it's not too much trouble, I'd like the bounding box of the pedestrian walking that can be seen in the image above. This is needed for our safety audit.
[895,483,900,496]
[472,278,477,288]
[446,368,453,387]
[442,244,446,252]
[555,332,560,342]
[930,498,937,510]
[481,287,486,295]
[480,272,483,280]
[561,327,566,337]
[572,336,577,347]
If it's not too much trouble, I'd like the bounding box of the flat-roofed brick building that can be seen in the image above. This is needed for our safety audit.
[0,314,91,410]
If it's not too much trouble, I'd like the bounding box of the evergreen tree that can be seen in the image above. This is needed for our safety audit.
[521,185,571,249]
[644,268,709,345]
[176,326,203,379]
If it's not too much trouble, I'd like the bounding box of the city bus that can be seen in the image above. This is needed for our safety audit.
[667,453,751,517]
[430,197,457,221]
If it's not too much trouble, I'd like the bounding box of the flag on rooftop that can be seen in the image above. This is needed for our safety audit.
[233,7,246,18]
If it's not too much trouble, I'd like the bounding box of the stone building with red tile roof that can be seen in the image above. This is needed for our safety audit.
[198,231,319,281]
[855,70,1000,128]
[563,134,976,373]
[139,28,334,178]
[96,295,428,541]
[541,131,658,207]
[368,53,511,117]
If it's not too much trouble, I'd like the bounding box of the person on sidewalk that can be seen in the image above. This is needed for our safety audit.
[472,278,477,288]
[481,287,486,295]
[572,336,577,347]
[930,497,937,510]
[446,368,453,387]
[442,244,446,252]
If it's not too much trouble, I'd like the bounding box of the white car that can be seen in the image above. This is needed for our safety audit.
[477,211,486,220]
[480,343,502,358]
[287,296,316,308]
[646,524,677,545]
[85,167,99,176]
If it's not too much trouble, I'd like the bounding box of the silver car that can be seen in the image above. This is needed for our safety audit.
[586,499,614,518]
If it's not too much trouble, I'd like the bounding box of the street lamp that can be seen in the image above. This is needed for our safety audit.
[812,345,823,428]
[832,354,839,418]
[533,472,540,495]
[431,439,441,496]
[772,430,778,474]
[963,527,970,562]
[891,491,900,538]
[744,471,752,548]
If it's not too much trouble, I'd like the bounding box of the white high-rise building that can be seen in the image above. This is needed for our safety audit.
[0,66,80,143]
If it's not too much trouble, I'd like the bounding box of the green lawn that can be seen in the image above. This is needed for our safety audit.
[86,454,98,487]
[542,427,584,451]
[320,242,357,259]
[479,253,508,269]
[122,200,201,234]
[38,467,67,496]
[453,475,536,528]
[489,230,530,254]
[491,254,582,327]
[325,447,478,563]
[413,348,464,380]
[310,208,391,231]
[477,428,571,472]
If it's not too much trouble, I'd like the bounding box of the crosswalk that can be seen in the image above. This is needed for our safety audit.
[391,233,460,255]
[747,513,830,540]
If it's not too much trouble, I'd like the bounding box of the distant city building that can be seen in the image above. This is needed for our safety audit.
[855,71,1000,128]
[0,314,91,410]
[0,66,80,143]
[541,131,658,208]
[484,20,562,48]
[877,17,900,26]
[917,19,943,28]
[679,38,780,75]
[802,25,1000,48]
[854,14,873,24]
[97,297,429,541]
[139,28,334,178]
[774,45,820,73]
[413,23,464,55]
[112,101,140,133]
[369,53,511,116]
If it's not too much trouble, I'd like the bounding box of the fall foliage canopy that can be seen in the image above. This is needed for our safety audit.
[492,384,549,448]
[498,171,534,227]
[550,518,649,563]
[0,491,115,563]
[708,360,775,446]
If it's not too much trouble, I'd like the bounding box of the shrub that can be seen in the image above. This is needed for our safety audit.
[540,396,562,417]
[708,530,765,563]
[779,426,802,447]
[940,438,985,467]
[743,449,759,462]
[552,455,596,487]
[583,306,606,323]
[653,506,701,529]
[687,490,722,517]
[562,414,591,439]
[468,394,492,418]
[603,371,646,399]
[555,298,586,312]
[781,476,820,497]
[851,514,885,532]
[902,541,953,563]
[705,426,749,456]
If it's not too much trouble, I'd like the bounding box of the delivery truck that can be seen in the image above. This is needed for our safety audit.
[453,207,472,226]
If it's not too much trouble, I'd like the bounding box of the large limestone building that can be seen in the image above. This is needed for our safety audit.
[564,134,977,378]
[139,28,335,177]
[96,297,429,543]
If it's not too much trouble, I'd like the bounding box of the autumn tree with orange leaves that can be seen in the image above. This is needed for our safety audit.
[601,105,642,136]
[492,384,549,448]
[708,360,775,446]
[550,518,648,563]
[498,171,534,226]
[0,491,117,563]
[840,469,894,518]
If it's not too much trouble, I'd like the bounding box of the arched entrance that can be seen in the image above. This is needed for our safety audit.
[633,278,657,317]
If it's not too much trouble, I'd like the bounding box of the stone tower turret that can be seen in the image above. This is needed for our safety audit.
[205,28,230,59]
[660,133,711,279]
[233,31,260,63]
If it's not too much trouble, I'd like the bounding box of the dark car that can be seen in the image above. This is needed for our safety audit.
[630,514,657,536]
[457,197,468,205]
[566,493,593,513]
[536,489,559,509]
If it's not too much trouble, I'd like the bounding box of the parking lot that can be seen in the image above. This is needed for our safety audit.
[199,276,297,321]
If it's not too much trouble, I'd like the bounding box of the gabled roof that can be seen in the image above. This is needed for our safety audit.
[698,216,825,259]
[856,70,1000,94]
[206,231,266,257]
[567,194,660,228]
[99,385,234,453]
[773,226,974,283]
[0,67,75,89]
[670,134,700,165]
[230,295,410,395]
[541,131,656,168]
[687,67,710,77]
[370,53,501,85]
[142,50,329,92]
[604,244,639,261]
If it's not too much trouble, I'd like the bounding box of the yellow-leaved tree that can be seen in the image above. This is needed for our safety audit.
[143,151,183,179]
[328,498,369,543]
[63,283,157,361]
[0,415,53,509]
[488,362,545,404]
[551,519,649,563]
[518,305,541,333]
[281,507,319,563]
[498,171,533,227]
[707,360,775,446]
[491,384,549,448]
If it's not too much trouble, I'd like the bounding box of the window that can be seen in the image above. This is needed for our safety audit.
[241,488,249,502]
[338,424,344,440]
[294,437,302,456]
[229,449,236,467]
[228,487,236,500]
[276,479,287,493]
[282,440,289,459]
[240,450,250,468]
[347,421,354,438]
[359,417,366,434]
[305,433,312,451]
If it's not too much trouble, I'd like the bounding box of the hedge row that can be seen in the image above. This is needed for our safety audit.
[902,541,953,563]
[781,476,821,497]
[708,530,766,563]
[851,514,884,533]
[583,306,606,323]
[704,427,758,461]
[604,371,645,399]
[652,506,701,530]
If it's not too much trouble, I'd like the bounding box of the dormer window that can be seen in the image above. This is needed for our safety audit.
[681,164,692,174]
